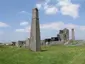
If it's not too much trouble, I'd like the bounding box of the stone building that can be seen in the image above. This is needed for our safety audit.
[59,30,64,42]
[43,28,69,45]
[58,28,69,43]
[17,41,26,47]
[63,28,69,41]
[12,42,16,46]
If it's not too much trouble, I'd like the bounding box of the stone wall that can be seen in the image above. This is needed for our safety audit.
[48,41,64,45]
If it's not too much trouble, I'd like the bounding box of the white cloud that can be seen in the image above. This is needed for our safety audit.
[15,26,31,33]
[19,11,28,14]
[40,21,85,31]
[20,21,29,26]
[36,4,42,9]
[15,29,25,32]
[16,21,85,33]
[57,0,80,18]
[19,11,31,16]
[0,22,9,27]
[36,0,58,15]
[45,6,58,15]
[65,23,79,29]
[44,0,58,15]
[36,0,80,18]
[16,21,30,33]
[57,0,71,6]
[40,22,64,30]
[60,4,80,18]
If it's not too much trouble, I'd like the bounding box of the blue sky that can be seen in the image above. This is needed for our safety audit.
[0,0,85,42]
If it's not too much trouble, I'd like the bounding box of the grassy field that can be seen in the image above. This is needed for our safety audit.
[0,45,85,64]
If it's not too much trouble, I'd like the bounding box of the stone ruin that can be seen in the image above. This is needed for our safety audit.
[10,8,76,52]
[59,28,69,42]
[12,42,16,46]
[44,28,69,45]
[16,41,26,47]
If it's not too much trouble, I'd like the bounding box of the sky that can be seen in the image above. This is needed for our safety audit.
[0,0,85,43]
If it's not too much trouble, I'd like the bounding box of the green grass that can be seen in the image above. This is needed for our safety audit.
[0,45,85,64]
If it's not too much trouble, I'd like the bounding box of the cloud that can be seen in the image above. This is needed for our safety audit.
[19,11,28,14]
[65,23,78,29]
[19,11,31,16]
[36,0,58,15]
[36,4,42,9]
[16,21,85,33]
[40,21,85,31]
[40,22,64,30]
[57,0,80,18]
[44,0,58,15]
[15,26,31,33]
[15,29,25,32]
[45,6,58,15]
[0,22,9,27]
[57,0,71,6]
[16,21,31,33]
[40,21,76,30]
[36,0,80,18]
[20,21,29,26]
[58,0,80,18]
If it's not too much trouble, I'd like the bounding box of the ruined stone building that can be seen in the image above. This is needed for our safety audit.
[12,42,16,46]
[16,41,26,47]
[14,8,70,48]
[44,28,69,44]
[58,28,69,42]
